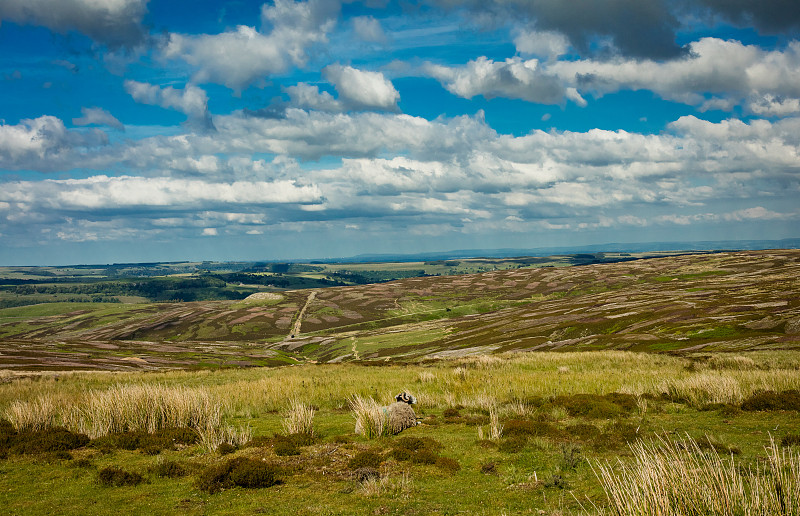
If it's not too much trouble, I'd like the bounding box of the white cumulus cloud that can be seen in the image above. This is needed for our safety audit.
[323,64,400,110]
[124,80,213,130]
[162,0,339,92]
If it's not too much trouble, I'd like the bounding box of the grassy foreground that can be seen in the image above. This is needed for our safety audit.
[2,350,800,515]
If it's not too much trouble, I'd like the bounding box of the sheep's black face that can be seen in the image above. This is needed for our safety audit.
[395,392,416,405]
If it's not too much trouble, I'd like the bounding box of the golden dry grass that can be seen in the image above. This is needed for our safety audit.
[593,434,800,516]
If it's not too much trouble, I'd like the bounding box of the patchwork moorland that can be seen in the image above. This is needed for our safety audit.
[0,249,798,372]
[1,250,799,515]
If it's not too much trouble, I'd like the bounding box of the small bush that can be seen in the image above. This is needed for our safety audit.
[504,419,558,438]
[741,390,800,412]
[151,460,188,478]
[435,456,461,473]
[567,423,601,441]
[410,450,438,465]
[218,442,236,455]
[389,448,412,461]
[544,473,569,489]
[443,408,461,418]
[480,461,497,474]
[353,467,380,483]
[696,437,741,456]
[196,457,280,493]
[274,440,300,456]
[349,451,383,470]
[782,434,800,447]
[553,393,635,419]
[560,443,582,471]
[98,466,144,487]
[498,436,527,454]
[228,459,279,488]
[11,427,90,455]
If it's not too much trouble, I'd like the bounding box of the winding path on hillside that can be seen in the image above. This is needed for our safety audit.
[290,290,317,338]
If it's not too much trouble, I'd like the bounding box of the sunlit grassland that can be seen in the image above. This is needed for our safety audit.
[1,350,800,514]
[3,351,800,418]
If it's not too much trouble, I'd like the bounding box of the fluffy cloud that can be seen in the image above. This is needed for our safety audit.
[162,0,339,92]
[124,81,214,130]
[323,65,400,110]
[72,107,124,131]
[285,83,343,112]
[426,38,800,114]
[1,175,322,212]
[0,0,148,47]
[352,16,388,43]
[3,109,798,247]
[0,116,108,170]
[513,29,570,60]
[425,57,572,105]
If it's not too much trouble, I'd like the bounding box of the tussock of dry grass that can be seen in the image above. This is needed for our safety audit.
[594,434,800,516]
[358,473,413,497]
[350,395,389,439]
[282,399,315,436]
[5,396,58,432]
[64,384,221,438]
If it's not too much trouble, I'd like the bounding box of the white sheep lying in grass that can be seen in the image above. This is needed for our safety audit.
[353,392,420,437]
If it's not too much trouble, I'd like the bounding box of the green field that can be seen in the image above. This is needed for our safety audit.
[1,351,800,515]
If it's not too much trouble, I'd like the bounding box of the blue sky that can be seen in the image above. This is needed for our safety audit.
[1,0,799,265]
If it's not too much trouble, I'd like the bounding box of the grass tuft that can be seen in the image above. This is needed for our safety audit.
[350,395,389,439]
[594,434,800,515]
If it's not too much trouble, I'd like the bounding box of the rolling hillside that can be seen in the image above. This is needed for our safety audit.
[1,249,798,371]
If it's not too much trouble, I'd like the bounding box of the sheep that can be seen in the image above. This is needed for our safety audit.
[386,392,419,434]
[353,392,419,437]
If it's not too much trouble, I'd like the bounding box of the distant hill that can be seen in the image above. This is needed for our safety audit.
[333,238,800,263]
[1,249,798,371]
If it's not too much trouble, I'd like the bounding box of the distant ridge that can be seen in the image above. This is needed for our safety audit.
[318,238,800,264]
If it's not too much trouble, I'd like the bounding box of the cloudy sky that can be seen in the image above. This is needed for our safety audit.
[1,0,799,265]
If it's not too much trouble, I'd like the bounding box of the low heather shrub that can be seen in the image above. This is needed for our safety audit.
[98,466,143,487]
[348,451,383,470]
[196,457,280,493]
[741,390,800,412]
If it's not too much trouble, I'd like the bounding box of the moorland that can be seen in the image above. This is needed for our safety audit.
[0,249,799,514]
